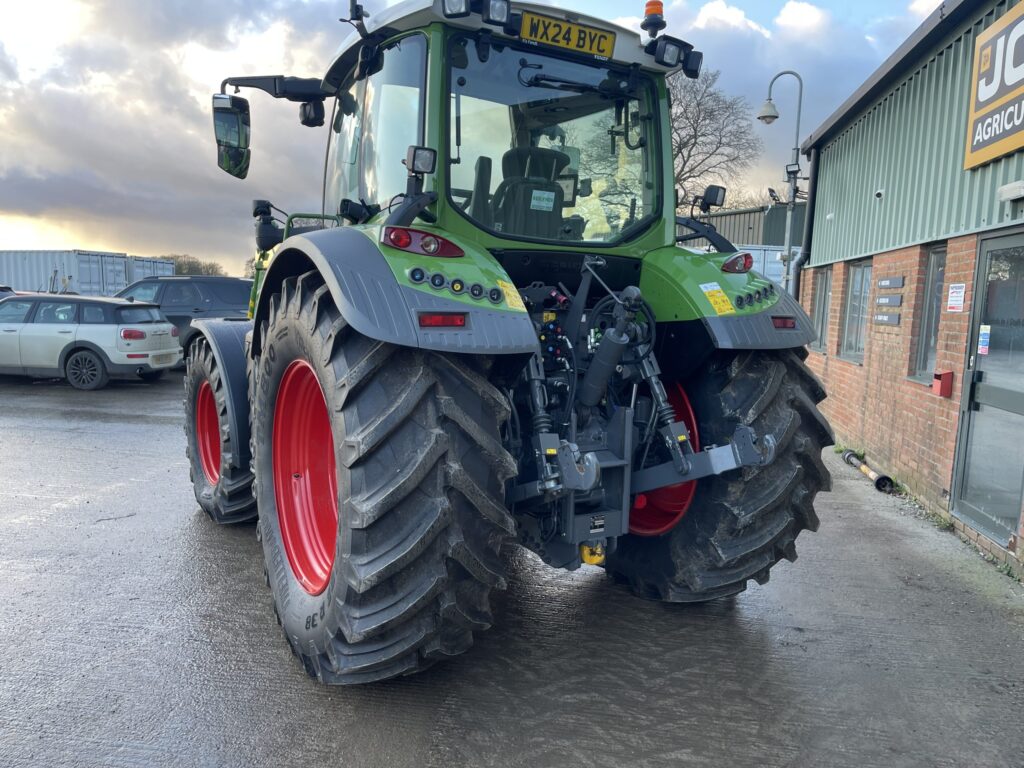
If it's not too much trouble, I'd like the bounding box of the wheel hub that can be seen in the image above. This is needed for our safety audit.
[195,380,221,485]
[629,382,700,536]
[272,360,338,596]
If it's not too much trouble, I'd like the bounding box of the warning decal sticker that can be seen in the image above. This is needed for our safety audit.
[699,282,736,316]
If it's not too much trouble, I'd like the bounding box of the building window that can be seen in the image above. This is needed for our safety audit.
[810,267,832,352]
[840,260,872,362]
[914,246,946,381]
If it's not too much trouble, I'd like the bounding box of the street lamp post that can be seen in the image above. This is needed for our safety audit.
[757,70,804,294]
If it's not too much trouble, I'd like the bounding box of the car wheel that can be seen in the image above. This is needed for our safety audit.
[65,350,110,391]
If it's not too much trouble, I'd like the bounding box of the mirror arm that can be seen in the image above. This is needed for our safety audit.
[221,76,331,103]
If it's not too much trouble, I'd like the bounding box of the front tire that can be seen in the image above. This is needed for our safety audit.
[607,349,833,602]
[184,337,257,524]
[252,271,516,684]
[65,349,108,391]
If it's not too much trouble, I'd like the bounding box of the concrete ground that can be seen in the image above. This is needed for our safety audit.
[0,373,1021,768]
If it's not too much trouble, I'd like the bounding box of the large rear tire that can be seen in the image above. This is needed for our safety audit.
[607,349,833,602]
[252,271,516,684]
[184,337,257,524]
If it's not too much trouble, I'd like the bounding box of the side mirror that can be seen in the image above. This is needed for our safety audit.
[579,179,593,198]
[212,93,251,179]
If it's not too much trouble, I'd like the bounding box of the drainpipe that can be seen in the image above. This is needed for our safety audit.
[792,147,819,302]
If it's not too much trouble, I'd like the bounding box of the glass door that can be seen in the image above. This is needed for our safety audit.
[954,235,1024,545]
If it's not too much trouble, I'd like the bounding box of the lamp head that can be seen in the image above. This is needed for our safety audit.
[757,98,779,125]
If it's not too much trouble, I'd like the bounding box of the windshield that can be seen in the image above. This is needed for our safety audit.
[448,36,660,245]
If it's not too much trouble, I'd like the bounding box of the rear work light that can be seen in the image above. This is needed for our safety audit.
[771,316,797,329]
[721,252,754,273]
[120,329,146,340]
[418,312,467,329]
[383,227,464,257]
[442,0,471,18]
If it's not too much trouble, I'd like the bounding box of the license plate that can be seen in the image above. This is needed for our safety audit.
[519,12,616,60]
[153,354,174,365]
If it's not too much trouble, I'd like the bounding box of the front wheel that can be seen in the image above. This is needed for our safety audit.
[65,350,108,391]
[252,271,517,684]
[184,337,257,524]
[607,349,833,602]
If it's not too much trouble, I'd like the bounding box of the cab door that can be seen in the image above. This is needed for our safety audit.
[0,299,34,372]
[20,299,79,372]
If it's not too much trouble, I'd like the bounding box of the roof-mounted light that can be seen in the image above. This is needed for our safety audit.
[442,0,471,18]
[482,0,511,25]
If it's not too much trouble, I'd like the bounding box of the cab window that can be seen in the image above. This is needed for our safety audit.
[34,301,78,324]
[0,300,33,323]
[359,35,427,209]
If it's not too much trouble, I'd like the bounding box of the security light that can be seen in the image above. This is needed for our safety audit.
[757,98,779,124]
[442,0,471,18]
[482,0,511,25]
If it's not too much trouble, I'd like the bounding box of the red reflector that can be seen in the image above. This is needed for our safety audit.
[170,326,179,337]
[120,328,146,340]
[772,316,797,329]
[383,227,464,257]
[418,312,467,328]
[721,252,754,273]
[126,353,148,359]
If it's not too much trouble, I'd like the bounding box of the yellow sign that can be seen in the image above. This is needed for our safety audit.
[519,12,616,60]
[964,2,1024,169]
[498,280,527,312]
[700,282,736,316]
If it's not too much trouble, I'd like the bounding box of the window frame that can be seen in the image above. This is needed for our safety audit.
[839,259,873,363]
[0,299,35,324]
[912,245,947,383]
[809,266,832,353]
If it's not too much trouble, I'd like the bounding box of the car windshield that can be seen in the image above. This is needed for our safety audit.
[448,36,660,245]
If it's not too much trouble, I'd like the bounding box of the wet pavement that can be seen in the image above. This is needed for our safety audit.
[0,372,1022,768]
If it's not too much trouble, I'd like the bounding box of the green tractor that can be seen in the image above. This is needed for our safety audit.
[186,0,833,684]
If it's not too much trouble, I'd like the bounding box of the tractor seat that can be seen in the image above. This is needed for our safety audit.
[492,147,571,239]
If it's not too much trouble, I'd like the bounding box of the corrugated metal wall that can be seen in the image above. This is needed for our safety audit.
[812,0,1020,266]
[763,204,807,248]
[697,207,766,246]
[0,251,175,295]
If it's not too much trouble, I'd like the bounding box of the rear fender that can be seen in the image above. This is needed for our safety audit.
[640,246,816,351]
[191,318,254,473]
[252,226,538,358]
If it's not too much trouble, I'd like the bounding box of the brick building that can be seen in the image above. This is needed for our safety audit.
[798,0,1024,567]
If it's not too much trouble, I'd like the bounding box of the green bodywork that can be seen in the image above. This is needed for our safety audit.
[249,22,782,326]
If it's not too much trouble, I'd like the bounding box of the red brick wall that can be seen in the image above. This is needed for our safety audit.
[800,235,978,512]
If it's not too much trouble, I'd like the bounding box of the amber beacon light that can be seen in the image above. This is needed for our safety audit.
[642,1,667,37]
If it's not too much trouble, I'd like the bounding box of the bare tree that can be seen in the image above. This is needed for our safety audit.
[166,254,226,277]
[669,69,762,209]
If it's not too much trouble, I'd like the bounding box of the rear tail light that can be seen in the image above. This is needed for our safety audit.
[772,316,797,329]
[170,326,179,338]
[121,329,146,340]
[721,252,754,273]
[418,312,467,328]
[383,227,464,257]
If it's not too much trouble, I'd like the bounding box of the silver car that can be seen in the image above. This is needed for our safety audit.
[0,295,183,390]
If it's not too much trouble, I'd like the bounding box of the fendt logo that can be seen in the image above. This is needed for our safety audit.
[965,3,1024,169]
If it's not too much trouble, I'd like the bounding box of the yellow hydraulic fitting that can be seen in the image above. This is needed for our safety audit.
[580,542,606,566]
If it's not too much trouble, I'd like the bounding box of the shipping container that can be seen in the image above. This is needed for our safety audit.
[0,250,174,296]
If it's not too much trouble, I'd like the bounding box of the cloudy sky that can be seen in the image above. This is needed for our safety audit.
[0,0,942,274]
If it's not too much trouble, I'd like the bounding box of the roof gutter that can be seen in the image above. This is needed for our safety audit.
[792,147,818,302]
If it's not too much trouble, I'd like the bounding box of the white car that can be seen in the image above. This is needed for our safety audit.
[0,295,183,390]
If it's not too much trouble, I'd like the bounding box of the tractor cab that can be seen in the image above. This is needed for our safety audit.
[212,0,704,252]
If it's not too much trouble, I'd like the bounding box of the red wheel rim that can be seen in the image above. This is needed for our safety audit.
[272,360,338,596]
[195,380,221,486]
[629,382,701,536]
